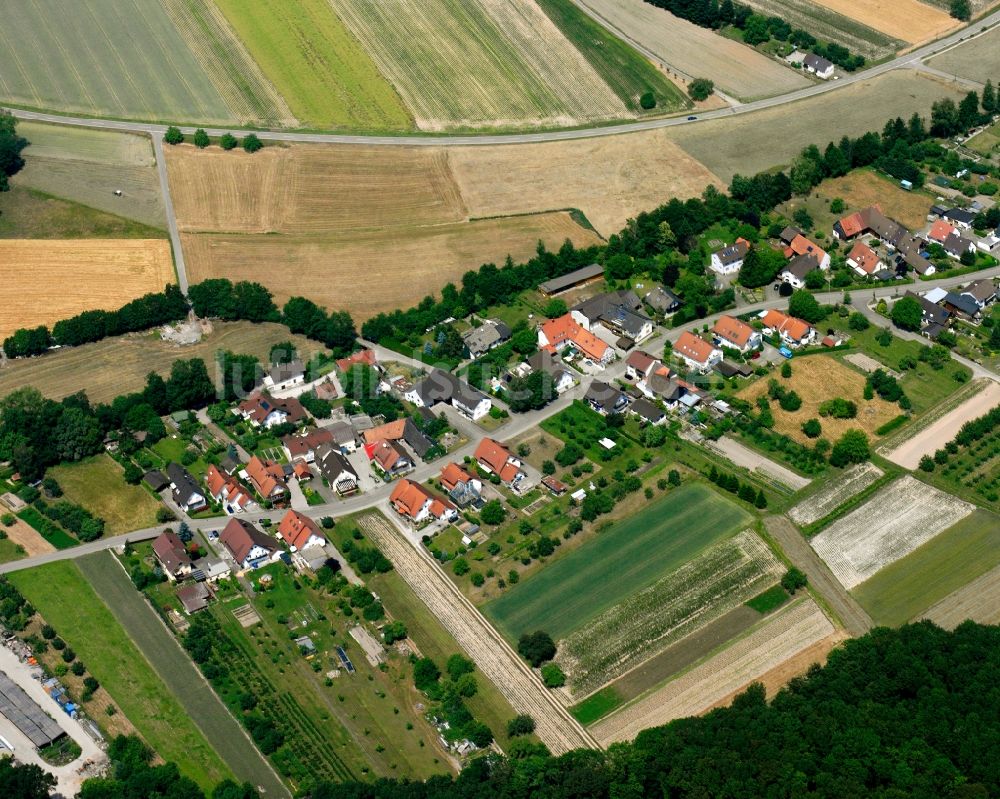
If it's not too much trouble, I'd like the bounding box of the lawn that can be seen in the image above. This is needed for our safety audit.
[213,0,412,130]
[483,483,752,641]
[48,455,162,535]
[852,509,1000,627]
[10,560,234,791]
[570,687,622,725]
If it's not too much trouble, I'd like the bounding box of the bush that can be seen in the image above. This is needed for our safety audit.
[163,126,183,145]
[781,567,808,593]
[919,454,935,472]
[848,312,870,331]
[802,418,822,438]
[507,714,536,738]
[193,128,210,148]
[829,429,870,467]
[779,390,802,412]
[220,132,238,150]
[71,661,85,676]
[688,78,714,101]
[639,91,656,109]
[518,631,556,667]
[242,133,263,153]
[0,513,13,527]
[480,500,505,526]
[819,398,857,419]
[540,663,566,688]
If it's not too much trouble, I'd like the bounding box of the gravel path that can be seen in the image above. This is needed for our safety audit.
[709,436,812,490]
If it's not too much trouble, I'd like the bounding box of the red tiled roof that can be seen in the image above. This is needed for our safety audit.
[152,531,191,576]
[205,464,228,497]
[220,518,276,565]
[761,309,812,342]
[929,219,956,243]
[474,438,512,474]
[336,349,377,372]
[786,234,828,265]
[368,440,406,472]
[390,479,432,519]
[440,462,473,491]
[278,510,324,550]
[362,419,407,444]
[847,241,881,275]
[712,315,755,348]
[282,428,334,458]
[675,331,716,365]
[245,456,286,498]
[539,314,609,361]
[836,210,866,239]
[626,350,656,374]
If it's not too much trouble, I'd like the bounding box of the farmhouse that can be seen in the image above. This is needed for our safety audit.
[462,319,512,357]
[324,420,357,453]
[538,313,612,365]
[585,380,629,416]
[220,518,278,570]
[712,316,761,353]
[779,254,821,289]
[803,52,834,79]
[152,531,193,581]
[237,393,307,429]
[362,418,433,460]
[761,309,815,348]
[244,456,287,501]
[204,464,254,515]
[335,349,378,373]
[166,463,207,513]
[710,239,750,274]
[389,479,456,524]
[674,331,722,373]
[278,510,326,552]
[846,242,884,277]
[314,444,360,496]
[571,290,654,343]
[784,234,830,270]
[474,438,525,486]
[524,349,575,394]
[405,369,492,421]
[943,207,976,229]
[264,359,305,392]
[538,263,604,296]
[366,439,412,477]
[439,462,482,507]
[643,286,682,315]
[282,428,335,463]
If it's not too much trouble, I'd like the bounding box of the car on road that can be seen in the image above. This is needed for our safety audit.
[687,116,697,121]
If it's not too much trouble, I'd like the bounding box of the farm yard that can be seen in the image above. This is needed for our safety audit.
[180,212,600,322]
[483,483,752,642]
[557,530,783,697]
[788,463,885,527]
[927,25,1000,83]
[331,0,628,130]
[670,71,967,181]
[572,0,811,99]
[0,0,247,124]
[0,239,174,340]
[9,560,235,792]
[810,476,975,590]
[809,0,957,46]
[47,455,162,535]
[853,509,1000,626]
[738,355,901,444]
[589,598,835,745]
[12,123,166,229]
[0,321,324,403]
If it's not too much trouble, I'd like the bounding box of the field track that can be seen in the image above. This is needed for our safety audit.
[357,513,598,754]
[590,598,834,744]
[77,552,289,797]
[0,239,174,340]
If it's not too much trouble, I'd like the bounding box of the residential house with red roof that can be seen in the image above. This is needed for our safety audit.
[389,479,456,524]
[244,456,287,501]
[761,309,816,348]
[204,464,254,515]
[784,234,830,270]
[712,316,761,353]
[537,314,613,365]
[281,428,335,463]
[220,518,278,570]
[928,219,956,244]
[335,349,378,373]
[674,331,722,373]
[278,510,326,553]
[366,440,412,477]
[237,393,307,429]
[474,438,525,487]
[625,350,657,380]
[846,241,884,277]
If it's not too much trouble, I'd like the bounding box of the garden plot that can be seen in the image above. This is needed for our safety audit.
[558,530,783,697]
[788,463,884,527]
[591,598,834,744]
[810,476,975,590]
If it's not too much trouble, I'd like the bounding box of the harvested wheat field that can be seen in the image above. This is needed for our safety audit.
[448,132,723,236]
[810,476,975,590]
[591,598,834,745]
[788,462,884,526]
[739,355,900,443]
[0,321,324,403]
[922,562,1000,629]
[574,0,810,99]
[670,72,967,181]
[182,212,601,320]
[166,143,467,233]
[814,171,937,231]
[929,26,1000,83]
[815,0,957,45]
[0,240,174,339]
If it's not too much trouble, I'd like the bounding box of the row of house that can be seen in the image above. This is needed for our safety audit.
[906,278,997,338]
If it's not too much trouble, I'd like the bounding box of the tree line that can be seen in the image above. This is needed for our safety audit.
[0,111,28,192]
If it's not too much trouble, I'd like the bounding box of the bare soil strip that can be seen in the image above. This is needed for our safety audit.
[884,380,1000,469]
[357,513,597,754]
[922,563,1000,628]
[706,436,811,490]
[590,598,834,745]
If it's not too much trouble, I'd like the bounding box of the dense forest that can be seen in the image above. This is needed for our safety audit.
[3,622,998,798]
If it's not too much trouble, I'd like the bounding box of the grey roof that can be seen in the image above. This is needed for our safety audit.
[326,420,356,447]
[315,444,359,484]
[525,349,573,383]
[715,360,753,378]
[782,254,820,281]
[647,372,684,402]
[167,463,203,505]
[585,380,628,412]
[923,321,947,340]
[573,290,651,337]
[644,286,682,313]
[803,53,833,72]
[962,279,996,305]
[779,226,801,244]
[943,231,974,256]
[461,320,512,356]
[905,291,950,326]
[411,369,489,412]
[713,240,749,267]
[268,359,304,384]
[629,397,664,423]
[538,263,604,294]
[402,418,433,458]
[930,204,948,217]
[0,672,65,748]
[864,208,907,247]
[143,469,169,492]
[944,292,981,317]
[899,243,934,275]
[944,207,976,225]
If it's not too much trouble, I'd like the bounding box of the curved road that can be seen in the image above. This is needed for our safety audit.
[3,12,999,147]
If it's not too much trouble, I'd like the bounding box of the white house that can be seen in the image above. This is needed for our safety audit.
[710,239,750,275]
[674,331,722,373]
[803,53,834,79]
[264,360,306,392]
[405,369,492,421]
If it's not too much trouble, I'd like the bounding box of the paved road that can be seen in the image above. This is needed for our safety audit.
[3,12,998,147]
[152,137,188,292]
[764,516,874,637]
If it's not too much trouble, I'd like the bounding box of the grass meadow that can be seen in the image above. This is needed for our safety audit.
[483,483,752,641]
[852,509,1000,626]
[10,559,234,791]
[48,455,162,535]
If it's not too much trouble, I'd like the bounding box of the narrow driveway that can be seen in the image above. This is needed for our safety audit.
[152,137,188,292]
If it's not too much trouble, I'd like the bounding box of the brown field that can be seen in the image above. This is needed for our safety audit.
[928,26,1000,83]
[0,321,324,403]
[166,143,467,233]
[0,240,174,340]
[922,562,1000,628]
[0,496,53,557]
[181,212,601,320]
[815,0,957,45]
[573,0,810,99]
[670,71,968,181]
[813,171,937,230]
[447,132,723,236]
[738,355,900,443]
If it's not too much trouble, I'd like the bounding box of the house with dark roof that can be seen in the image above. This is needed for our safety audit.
[166,463,207,513]
[264,360,305,392]
[898,241,936,276]
[943,231,976,259]
[778,226,802,245]
[314,444,360,495]
[943,292,982,320]
[710,239,750,275]
[643,286,682,315]
[152,531,193,581]
[462,320,512,357]
[143,469,169,493]
[585,380,629,416]
[904,291,951,329]
[404,369,492,421]
[571,290,654,343]
[524,349,575,394]
[625,350,658,380]
[628,397,666,426]
[237,393,307,429]
[962,279,996,309]
[803,52,834,79]
[177,582,211,615]
[943,207,976,229]
[220,518,278,570]
[538,263,604,296]
[325,420,357,454]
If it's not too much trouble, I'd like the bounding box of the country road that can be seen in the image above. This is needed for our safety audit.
[3,11,998,147]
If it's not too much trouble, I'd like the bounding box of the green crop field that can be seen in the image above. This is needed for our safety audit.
[852,510,1000,627]
[533,0,686,113]
[10,559,234,792]
[213,0,412,130]
[0,0,246,123]
[483,483,752,641]
[332,0,628,130]
[48,455,162,535]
